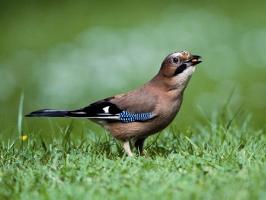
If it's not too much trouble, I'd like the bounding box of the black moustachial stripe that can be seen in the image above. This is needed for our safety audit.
[174,64,187,75]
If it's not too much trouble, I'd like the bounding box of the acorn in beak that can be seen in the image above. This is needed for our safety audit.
[184,55,202,66]
[191,55,202,65]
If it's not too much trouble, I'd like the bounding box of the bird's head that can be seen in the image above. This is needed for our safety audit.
[154,50,202,91]
[160,50,202,77]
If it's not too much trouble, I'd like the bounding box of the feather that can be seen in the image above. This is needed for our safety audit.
[68,99,155,122]
[26,97,155,123]
[119,111,153,123]
[26,109,68,117]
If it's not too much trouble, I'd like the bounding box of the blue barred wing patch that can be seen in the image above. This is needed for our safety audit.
[119,111,153,123]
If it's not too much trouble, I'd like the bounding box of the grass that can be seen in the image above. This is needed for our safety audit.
[0,110,265,200]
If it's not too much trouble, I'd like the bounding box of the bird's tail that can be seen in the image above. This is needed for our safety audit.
[25,109,69,117]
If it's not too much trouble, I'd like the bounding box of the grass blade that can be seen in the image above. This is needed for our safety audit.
[17,92,24,136]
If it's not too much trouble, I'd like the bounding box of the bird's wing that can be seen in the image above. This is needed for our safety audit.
[69,88,158,123]
[110,87,158,113]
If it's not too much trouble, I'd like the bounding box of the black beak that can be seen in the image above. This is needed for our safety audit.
[190,55,202,66]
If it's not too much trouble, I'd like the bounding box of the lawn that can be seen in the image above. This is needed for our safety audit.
[0,112,265,200]
[0,1,266,199]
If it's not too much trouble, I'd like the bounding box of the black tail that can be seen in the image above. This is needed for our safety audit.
[25,109,69,117]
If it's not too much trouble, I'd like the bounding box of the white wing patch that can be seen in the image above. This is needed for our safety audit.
[103,106,110,113]
[72,111,86,114]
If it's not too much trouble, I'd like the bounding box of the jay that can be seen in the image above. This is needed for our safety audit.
[26,50,202,156]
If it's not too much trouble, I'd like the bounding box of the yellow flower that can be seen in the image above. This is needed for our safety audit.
[20,135,28,141]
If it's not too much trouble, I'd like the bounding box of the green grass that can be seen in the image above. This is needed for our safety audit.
[0,1,265,199]
[0,111,265,200]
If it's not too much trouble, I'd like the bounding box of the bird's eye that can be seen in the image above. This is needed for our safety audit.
[173,57,179,63]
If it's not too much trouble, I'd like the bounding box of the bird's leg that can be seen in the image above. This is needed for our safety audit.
[134,138,146,156]
[122,140,134,157]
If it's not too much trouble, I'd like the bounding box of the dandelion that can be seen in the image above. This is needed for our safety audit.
[20,135,28,141]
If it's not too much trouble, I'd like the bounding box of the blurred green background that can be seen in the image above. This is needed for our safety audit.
[0,0,265,137]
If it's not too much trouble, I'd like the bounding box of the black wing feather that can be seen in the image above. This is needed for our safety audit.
[26,96,155,122]
[67,98,122,118]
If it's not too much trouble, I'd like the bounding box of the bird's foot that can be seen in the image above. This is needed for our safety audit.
[122,141,134,157]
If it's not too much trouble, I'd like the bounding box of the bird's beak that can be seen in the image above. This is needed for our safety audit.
[190,55,202,66]
[184,55,202,67]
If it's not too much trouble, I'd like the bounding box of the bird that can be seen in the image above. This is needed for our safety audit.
[26,50,202,156]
